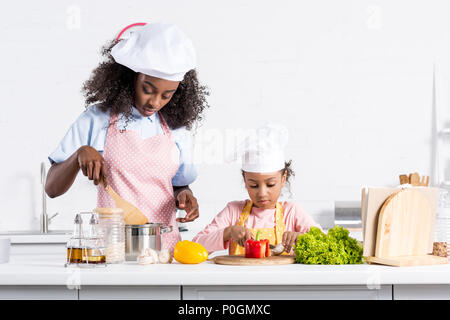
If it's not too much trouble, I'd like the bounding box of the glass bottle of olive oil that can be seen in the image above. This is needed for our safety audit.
[81,213,106,266]
[66,212,107,267]
[66,214,83,265]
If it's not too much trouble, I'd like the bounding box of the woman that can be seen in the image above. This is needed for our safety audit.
[45,22,209,251]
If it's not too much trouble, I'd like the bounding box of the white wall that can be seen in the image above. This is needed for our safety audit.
[1,0,450,236]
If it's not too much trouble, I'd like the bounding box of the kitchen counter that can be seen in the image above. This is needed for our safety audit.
[1,254,450,300]
[1,253,450,286]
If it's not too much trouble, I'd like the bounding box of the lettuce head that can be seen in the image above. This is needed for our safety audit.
[293,226,364,264]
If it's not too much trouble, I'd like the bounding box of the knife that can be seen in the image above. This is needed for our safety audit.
[269,243,285,255]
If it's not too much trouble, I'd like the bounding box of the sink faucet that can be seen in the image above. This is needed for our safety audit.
[41,162,58,233]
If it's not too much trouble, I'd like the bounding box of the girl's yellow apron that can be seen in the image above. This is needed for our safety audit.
[229,200,286,255]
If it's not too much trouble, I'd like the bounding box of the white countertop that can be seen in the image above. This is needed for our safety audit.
[0,231,72,244]
[1,254,450,286]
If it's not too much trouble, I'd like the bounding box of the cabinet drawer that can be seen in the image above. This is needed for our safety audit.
[394,284,450,300]
[78,285,181,300]
[0,286,78,300]
[183,285,392,300]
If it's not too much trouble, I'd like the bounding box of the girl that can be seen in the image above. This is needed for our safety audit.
[192,124,320,255]
[45,22,209,251]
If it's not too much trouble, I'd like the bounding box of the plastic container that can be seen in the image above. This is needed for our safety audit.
[95,208,125,264]
[433,189,450,258]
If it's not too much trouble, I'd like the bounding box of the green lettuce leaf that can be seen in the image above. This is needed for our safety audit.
[293,225,364,264]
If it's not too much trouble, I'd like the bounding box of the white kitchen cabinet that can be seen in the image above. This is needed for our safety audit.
[393,284,450,300]
[182,285,392,300]
[78,285,181,300]
[0,286,78,300]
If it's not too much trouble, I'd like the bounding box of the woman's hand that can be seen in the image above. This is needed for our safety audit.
[77,146,108,186]
[282,231,301,253]
[229,225,253,247]
[175,188,199,222]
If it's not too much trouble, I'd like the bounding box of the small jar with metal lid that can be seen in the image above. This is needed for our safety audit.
[433,189,450,258]
[94,208,125,264]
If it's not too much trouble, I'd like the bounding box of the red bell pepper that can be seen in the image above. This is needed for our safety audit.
[245,230,270,258]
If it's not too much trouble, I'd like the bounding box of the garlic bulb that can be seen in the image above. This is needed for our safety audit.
[137,248,170,264]
[137,254,156,265]
[147,248,160,263]
[158,249,173,264]
[137,248,159,264]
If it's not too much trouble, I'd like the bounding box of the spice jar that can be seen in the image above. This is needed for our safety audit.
[94,208,125,264]
[433,189,450,258]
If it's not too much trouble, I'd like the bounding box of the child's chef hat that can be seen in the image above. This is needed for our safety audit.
[111,22,196,81]
[240,123,289,173]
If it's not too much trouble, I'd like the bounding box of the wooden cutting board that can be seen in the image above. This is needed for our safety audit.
[213,255,295,266]
[366,255,448,267]
[363,187,448,266]
[374,188,432,257]
[361,187,439,257]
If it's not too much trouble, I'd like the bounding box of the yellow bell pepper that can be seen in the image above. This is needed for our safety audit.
[173,240,208,264]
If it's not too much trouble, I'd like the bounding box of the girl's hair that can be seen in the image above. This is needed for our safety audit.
[81,40,210,130]
[281,160,295,189]
[241,160,296,196]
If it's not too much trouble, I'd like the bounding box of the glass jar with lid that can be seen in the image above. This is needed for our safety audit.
[94,208,125,264]
[433,189,450,258]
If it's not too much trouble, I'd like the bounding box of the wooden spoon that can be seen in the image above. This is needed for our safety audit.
[100,181,148,225]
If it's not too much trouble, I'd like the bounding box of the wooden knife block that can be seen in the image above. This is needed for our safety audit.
[362,187,448,267]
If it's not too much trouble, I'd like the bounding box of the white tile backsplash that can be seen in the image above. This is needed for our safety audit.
[1,0,449,232]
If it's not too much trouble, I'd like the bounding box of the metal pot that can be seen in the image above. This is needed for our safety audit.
[125,223,172,261]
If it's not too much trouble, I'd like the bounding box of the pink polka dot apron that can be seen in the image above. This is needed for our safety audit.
[97,111,181,252]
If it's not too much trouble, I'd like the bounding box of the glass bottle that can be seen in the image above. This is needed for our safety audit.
[433,189,450,258]
[81,213,107,267]
[66,213,83,266]
[95,208,125,264]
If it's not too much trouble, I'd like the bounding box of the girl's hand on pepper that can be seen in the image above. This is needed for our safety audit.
[282,231,301,253]
[77,146,108,187]
[176,189,199,223]
[231,226,253,247]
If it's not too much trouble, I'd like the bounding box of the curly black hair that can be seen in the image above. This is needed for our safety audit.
[81,40,210,130]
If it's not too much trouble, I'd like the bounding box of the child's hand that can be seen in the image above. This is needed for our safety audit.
[282,231,301,253]
[231,226,253,247]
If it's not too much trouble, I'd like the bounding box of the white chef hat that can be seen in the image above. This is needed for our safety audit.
[111,22,197,81]
[235,123,289,173]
